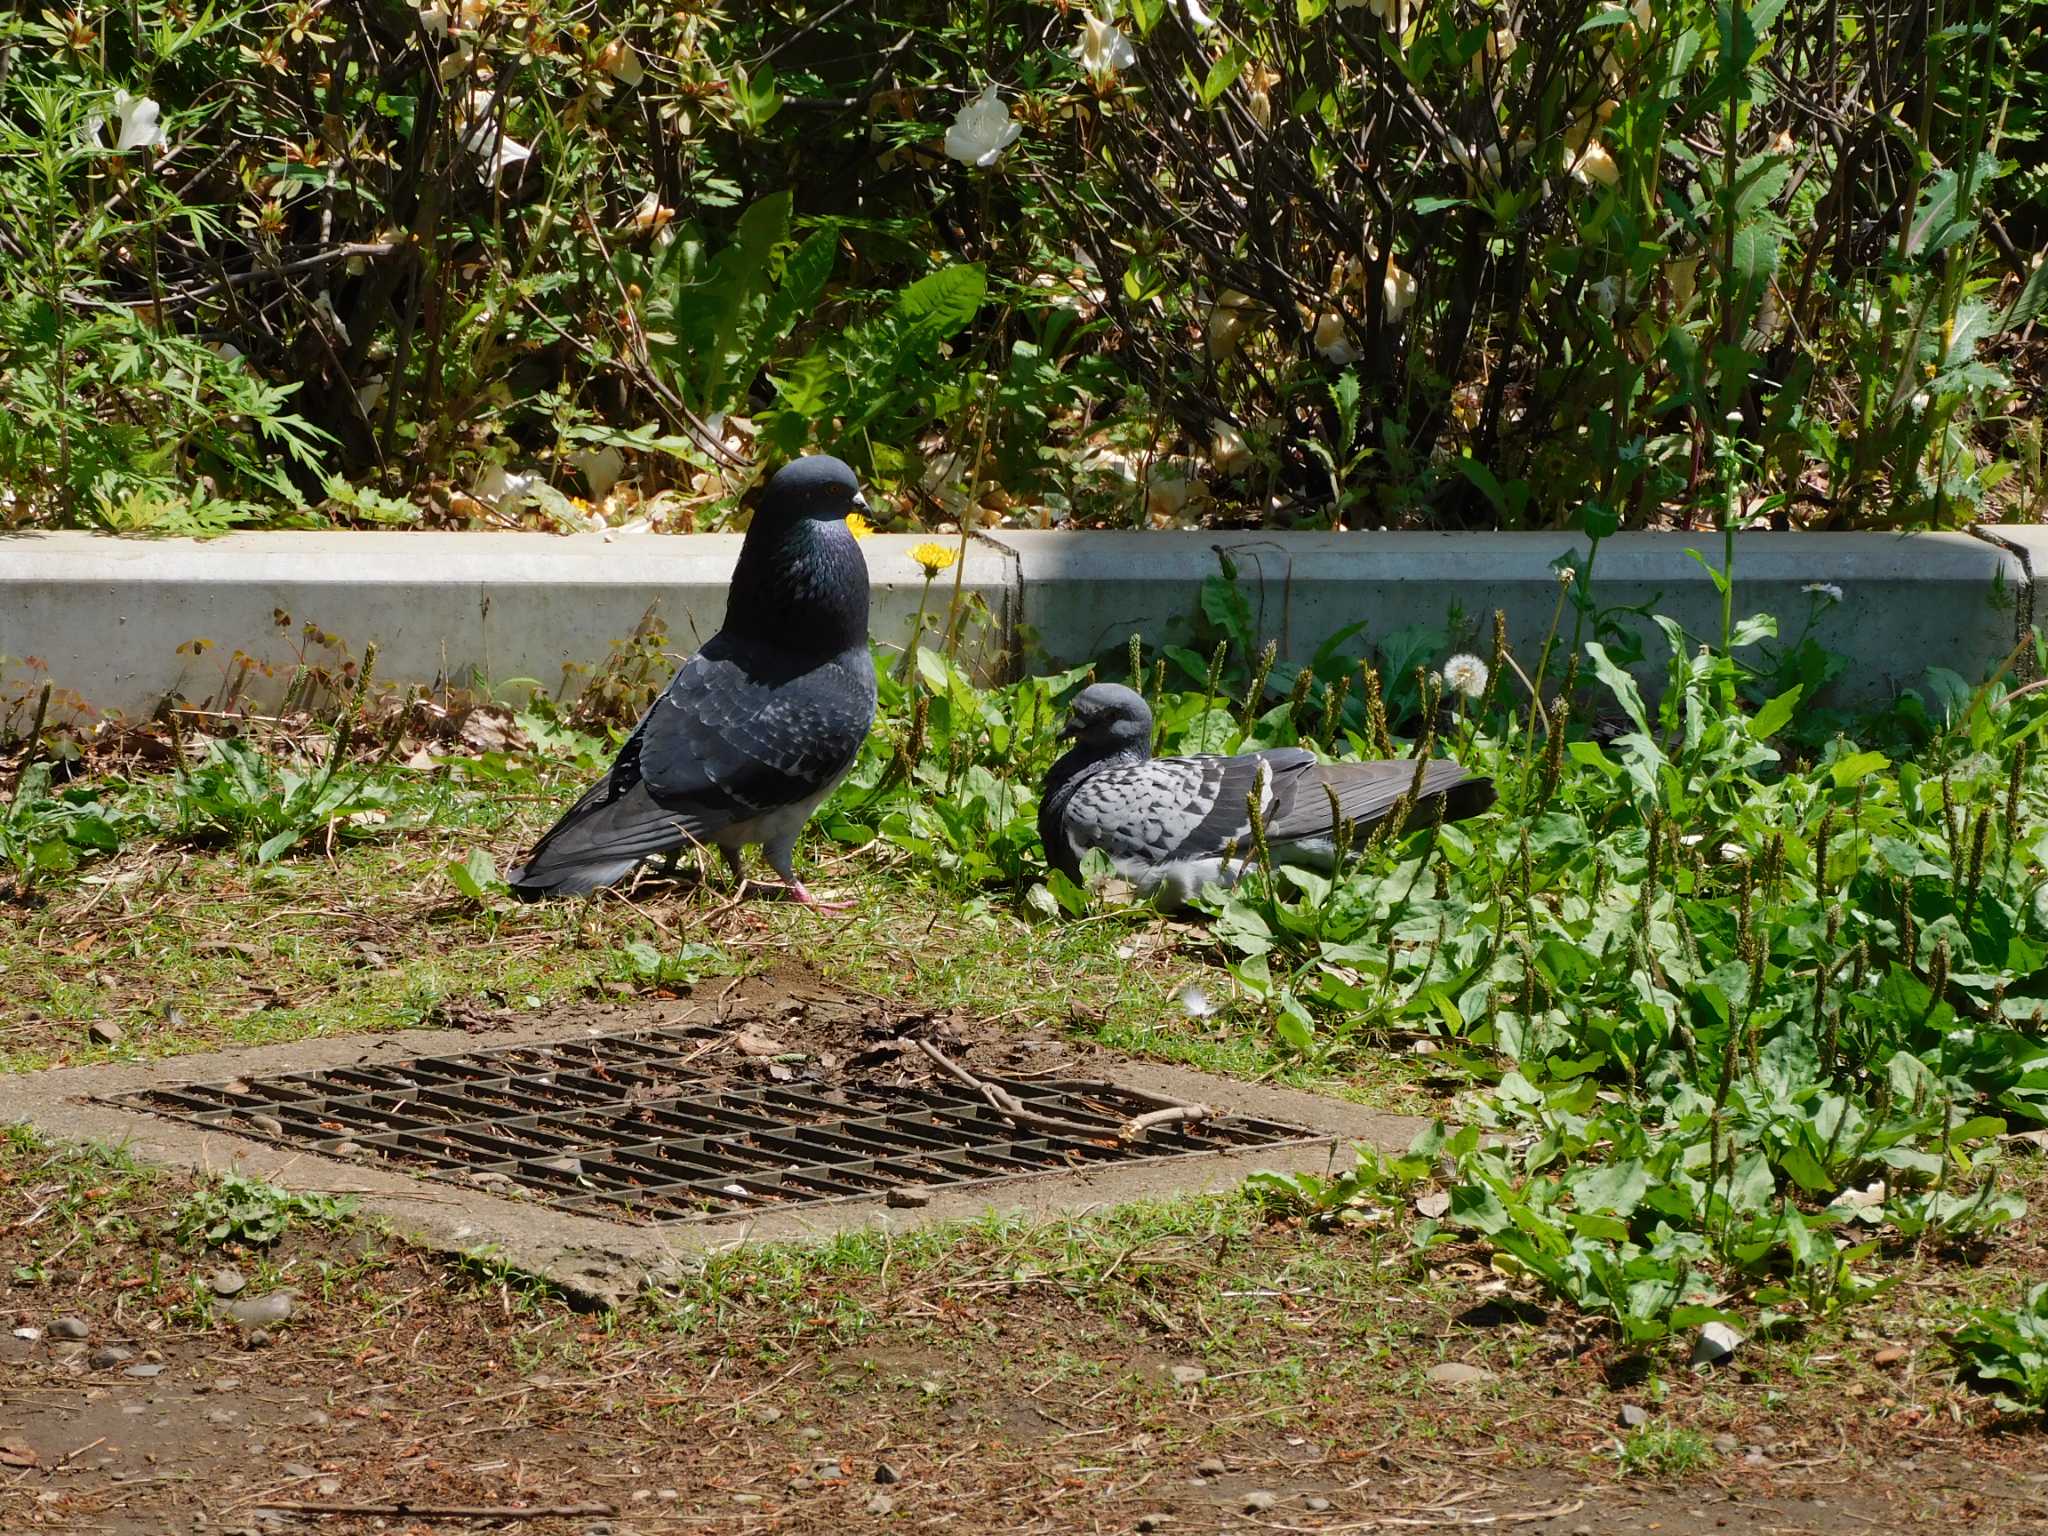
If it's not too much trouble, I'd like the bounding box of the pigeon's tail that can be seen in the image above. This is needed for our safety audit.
[1267,757,1495,842]
[506,772,703,901]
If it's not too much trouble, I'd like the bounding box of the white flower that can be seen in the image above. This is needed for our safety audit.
[1145,459,1201,520]
[1075,7,1137,87]
[1382,261,1417,323]
[1208,419,1251,477]
[944,84,1023,168]
[599,40,645,87]
[575,446,626,498]
[1177,0,1216,28]
[1471,26,1517,79]
[311,291,350,345]
[1802,582,1844,603]
[1568,139,1619,189]
[1447,136,1503,192]
[355,374,387,415]
[1441,654,1489,700]
[1173,982,1217,1018]
[91,91,165,154]
[416,1,449,38]
[461,91,532,186]
[1313,311,1356,365]
[474,464,540,510]
[627,190,674,234]
[1206,289,1254,361]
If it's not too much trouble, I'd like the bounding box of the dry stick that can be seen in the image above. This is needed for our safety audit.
[1120,1103,1223,1143]
[911,1037,1123,1141]
[251,1502,614,1520]
[913,1039,1215,1143]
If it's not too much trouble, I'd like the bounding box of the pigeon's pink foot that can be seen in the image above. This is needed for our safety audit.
[788,881,853,912]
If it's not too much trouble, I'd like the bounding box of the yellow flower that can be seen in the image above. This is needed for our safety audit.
[909,541,958,576]
[845,511,874,541]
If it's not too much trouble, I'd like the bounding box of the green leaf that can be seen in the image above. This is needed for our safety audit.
[1569,1158,1649,1217]
[1748,685,1802,738]
[1830,750,1890,788]
[447,848,499,902]
[2002,260,2048,333]
[1585,643,1651,736]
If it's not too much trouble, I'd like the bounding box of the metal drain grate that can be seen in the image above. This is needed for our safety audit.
[102,1028,1317,1224]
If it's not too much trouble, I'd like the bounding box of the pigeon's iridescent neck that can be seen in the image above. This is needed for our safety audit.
[726,518,870,656]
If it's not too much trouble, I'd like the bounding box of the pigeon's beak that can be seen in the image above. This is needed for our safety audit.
[850,490,870,512]
[1058,716,1081,741]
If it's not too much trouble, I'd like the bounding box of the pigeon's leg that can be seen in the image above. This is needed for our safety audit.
[718,844,748,894]
[762,830,851,912]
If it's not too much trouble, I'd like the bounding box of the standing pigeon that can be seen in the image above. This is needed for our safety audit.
[508,455,877,904]
[1039,682,1494,906]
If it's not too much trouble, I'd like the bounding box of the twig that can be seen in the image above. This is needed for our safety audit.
[251,1501,614,1520]
[910,1038,1118,1141]
[1120,1103,1221,1142]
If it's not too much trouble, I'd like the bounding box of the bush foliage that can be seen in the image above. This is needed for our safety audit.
[0,0,2042,532]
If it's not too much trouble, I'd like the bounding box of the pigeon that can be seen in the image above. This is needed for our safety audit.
[507,455,877,904]
[1039,682,1495,906]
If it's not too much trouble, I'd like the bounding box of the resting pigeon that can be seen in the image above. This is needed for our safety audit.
[1039,682,1495,906]
[507,455,877,904]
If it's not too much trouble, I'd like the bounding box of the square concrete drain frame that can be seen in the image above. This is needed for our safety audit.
[0,1019,1422,1307]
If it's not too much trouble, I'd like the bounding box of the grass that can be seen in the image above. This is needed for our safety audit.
[0,747,1434,1113]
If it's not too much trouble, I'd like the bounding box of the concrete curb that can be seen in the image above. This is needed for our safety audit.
[1,526,2034,717]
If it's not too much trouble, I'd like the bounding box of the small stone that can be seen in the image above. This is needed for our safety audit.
[1169,1364,1207,1387]
[811,1458,846,1480]
[1195,1456,1227,1477]
[754,1406,783,1424]
[884,1187,931,1209]
[208,1269,246,1298]
[1137,1516,1172,1533]
[1712,1433,1738,1456]
[88,1345,133,1370]
[798,1425,824,1442]
[124,1363,163,1378]
[1618,1403,1652,1429]
[1243,1491,1278,1513]
[205,1409,239,1425]
[1691,1322,1743,1367]
[1875,1345,1908,1368]
[1306,1497,1332,1512]
[1426,1361,1495,1388]
[874,1462,902,1485]
[865,1493,894,1516]
[50,1317,89,1341]
[245,1329,273,1350]
[89,1020,123,1047]
[225,1291,294,1328]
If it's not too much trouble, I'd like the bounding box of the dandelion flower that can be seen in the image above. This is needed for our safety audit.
[1802,581,1843,603]
[1442,653,1489,700]
[846,511,874,541]
[944,84,1023,168]
[909,541,958,577]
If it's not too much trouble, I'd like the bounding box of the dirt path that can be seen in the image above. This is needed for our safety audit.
[7,1196,2045,1536]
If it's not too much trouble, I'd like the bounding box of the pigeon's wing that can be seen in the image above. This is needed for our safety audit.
[638,643,875,826]
[1262,756,1494,842]
[1060,750,1306,873]
[508,641,875,898]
